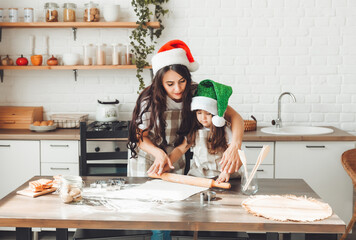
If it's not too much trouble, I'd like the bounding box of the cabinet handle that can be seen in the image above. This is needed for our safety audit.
[0,145,11,147]
[50,167,70,170]
[245,146,263,149]
[50,144,69,148]
[306,145,325,148]
[257,169,264,172]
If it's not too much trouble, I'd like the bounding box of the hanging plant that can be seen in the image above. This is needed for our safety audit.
[130,0,169,92]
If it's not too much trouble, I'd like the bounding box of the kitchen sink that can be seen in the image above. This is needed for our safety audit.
[260,126,334,135]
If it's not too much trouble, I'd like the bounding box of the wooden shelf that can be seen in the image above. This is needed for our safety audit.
[0,22,160,29]
[0,65,152,70]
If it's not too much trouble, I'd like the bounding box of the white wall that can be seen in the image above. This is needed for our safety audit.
[1,0,356,134]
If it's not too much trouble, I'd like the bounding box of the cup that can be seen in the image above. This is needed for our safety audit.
[103,4,120,22]
[241,165,258,195]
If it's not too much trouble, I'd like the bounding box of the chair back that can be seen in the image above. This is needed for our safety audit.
[341,148,356,186]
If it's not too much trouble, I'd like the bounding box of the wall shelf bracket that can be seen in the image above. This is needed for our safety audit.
[0,27,2,42]
[73,69,78,81]
[149,27,154,41]
[72,27,77,41]
[0,70,3,83]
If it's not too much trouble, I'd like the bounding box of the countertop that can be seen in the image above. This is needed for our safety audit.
[0,126,355,141]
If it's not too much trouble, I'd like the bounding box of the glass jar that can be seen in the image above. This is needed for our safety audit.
[24,8,34,22]
[112,44,119,65]
[44,2,59,22]
[63,3,76,22]
[241,165,258,195]
[8,8,18,23]
[83,44,94,65]
[84,2,100,22]
[0,8,4,22]
[60,175,84,204]
[96,44,106,65]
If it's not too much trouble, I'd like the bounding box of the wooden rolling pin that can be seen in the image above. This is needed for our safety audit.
[149,173,231,189]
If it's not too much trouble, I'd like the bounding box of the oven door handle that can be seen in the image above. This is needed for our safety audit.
[87,159,128,164]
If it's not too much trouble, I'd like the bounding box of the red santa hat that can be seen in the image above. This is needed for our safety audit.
[152,40,199,75]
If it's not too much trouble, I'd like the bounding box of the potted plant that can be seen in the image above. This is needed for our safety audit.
[130,0,169,91]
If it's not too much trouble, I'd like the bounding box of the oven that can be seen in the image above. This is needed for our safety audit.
[80,121,130,176]
[86,140,128,176]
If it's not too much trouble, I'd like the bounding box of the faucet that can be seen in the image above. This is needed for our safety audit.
[272,92,296,128]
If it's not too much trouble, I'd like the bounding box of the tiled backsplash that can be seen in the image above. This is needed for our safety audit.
[1,0,356,134]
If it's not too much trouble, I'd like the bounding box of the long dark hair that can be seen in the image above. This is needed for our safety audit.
[187,111,228,155]
[128,64,194,158]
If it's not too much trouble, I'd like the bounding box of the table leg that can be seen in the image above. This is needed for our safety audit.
[16,227,32,240]
[56,228,68,240]
[193,231,198,240]
[266,232,279,240]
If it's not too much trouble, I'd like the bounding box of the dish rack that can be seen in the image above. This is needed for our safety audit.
[50,114,89,129]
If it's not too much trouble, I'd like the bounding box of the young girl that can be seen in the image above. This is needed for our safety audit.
[168,79,237,182]
[128,40,244,177]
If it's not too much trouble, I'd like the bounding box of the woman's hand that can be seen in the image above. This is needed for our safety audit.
[219,142,242,174]
[147,149,174,175]
[216,172,230,183]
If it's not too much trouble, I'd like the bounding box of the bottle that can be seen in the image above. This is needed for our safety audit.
[44,2,59,22]
[63,3,77,22]
[112,44,119,65]
[83,44,93,66]
[96,44,106,65]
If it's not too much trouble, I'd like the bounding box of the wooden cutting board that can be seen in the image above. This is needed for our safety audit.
[17,187,56,198]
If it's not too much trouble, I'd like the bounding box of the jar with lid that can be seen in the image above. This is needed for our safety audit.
[44,2,59,22]
[63,3,76,22]
[24,8,34,22]
[111,44,119,65]
[0,8,4,22]
[84,2,100,22]
[8,8,18,22]
[59,175,84,204]
[96,43,106,65]
[83,44,94,65]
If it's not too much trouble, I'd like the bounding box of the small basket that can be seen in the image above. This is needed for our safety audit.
[50,114,89,129]
[244,115,257,132]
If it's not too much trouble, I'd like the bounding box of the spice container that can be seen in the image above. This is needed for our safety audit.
[0,8,4,22]
[9,8,18,22]
[24,8,34,22]
[44,2,59,22]
[83,44,94,65]
[84,2,100,22]
[112,44,119,65]
[63,3,76,22]
[59,175,84,203]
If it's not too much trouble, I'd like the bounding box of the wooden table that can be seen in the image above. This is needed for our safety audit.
[0,177,346,240]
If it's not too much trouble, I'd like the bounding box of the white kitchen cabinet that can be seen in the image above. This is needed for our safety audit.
[275,141,355,224]
[242,142,274,178]
[0,140,40,199]
[40,140,79,176]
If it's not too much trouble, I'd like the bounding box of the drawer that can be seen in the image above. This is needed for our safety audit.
[41,163,79,176]
[242,142,274,165]
[41,140,79,163]
[247,164,274,179]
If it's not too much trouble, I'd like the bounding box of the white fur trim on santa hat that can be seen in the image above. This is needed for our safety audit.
[212,116,226,127]
[152,48,199,75]
[191,96,218,116]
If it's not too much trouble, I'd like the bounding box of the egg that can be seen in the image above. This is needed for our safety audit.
[47,120,54,126]
[33,121,41,126]
[40,121,48,126]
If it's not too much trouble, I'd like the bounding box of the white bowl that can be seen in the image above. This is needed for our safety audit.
[62,53,80,66]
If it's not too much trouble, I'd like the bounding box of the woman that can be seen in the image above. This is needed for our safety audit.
[128,39,244,178]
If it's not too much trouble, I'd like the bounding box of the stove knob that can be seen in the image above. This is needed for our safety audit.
[115,147,121,152]
[95,147,100,152]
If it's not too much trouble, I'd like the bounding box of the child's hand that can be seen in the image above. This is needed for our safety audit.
[216,172,231,183]
[147,149,174,175]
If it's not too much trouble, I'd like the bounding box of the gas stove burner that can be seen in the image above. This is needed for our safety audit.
[86,121,129,133]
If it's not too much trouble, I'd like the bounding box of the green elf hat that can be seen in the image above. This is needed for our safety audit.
[191,79,233,127]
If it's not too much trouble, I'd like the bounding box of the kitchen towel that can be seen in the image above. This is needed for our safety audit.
[242,195,333,222]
